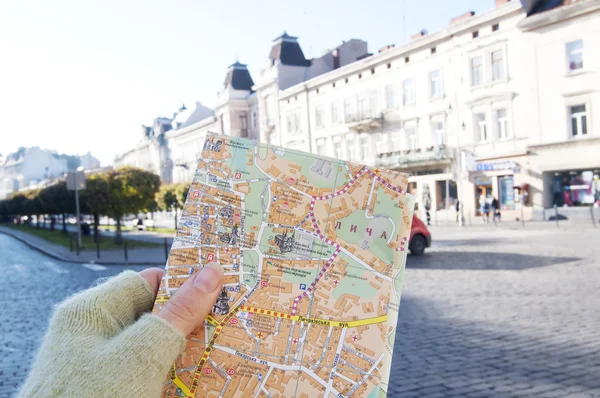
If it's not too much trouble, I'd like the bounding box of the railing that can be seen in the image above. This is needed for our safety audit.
[376,145,453,167]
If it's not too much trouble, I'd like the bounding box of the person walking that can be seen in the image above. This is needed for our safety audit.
[491,196,500,223]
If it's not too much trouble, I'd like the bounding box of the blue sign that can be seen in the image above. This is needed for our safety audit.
[300,283,307,290]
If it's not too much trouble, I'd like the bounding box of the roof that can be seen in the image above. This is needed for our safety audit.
[269,31,311,67]
[223,61,255,91]
[523,0,565,16]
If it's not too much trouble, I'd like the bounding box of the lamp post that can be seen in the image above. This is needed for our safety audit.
[67,166,86,249]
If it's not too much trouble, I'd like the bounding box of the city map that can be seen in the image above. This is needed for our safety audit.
[152,135,414,398]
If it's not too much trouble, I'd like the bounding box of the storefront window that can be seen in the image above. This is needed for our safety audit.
[552,170,600,207]
[436,180,457,209]
[499,176,515,210]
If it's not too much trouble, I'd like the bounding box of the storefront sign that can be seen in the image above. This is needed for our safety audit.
[473,160,517,172]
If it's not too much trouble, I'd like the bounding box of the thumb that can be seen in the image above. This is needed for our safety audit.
[158,262,224,336]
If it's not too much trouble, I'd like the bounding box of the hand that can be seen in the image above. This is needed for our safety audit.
[18,263,223,398]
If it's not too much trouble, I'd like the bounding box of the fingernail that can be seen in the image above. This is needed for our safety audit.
[194,262,223,293]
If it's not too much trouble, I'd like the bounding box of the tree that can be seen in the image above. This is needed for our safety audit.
[102,167,161,243]
[39,182,76,233]
[82,173,110,242]
[156,184,181,230]
[176,183,191,209]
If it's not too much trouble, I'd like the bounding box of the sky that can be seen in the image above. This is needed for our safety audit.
[0,0,493,165]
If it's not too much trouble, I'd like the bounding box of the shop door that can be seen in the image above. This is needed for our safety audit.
[475,185,492,216]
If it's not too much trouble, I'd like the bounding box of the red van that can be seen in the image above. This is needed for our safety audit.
[409,215,432,256]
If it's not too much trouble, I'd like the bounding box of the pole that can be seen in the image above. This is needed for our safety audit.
[124,242,128,262]
[590,206,597,228]
[75,188,82,249]
[96,238,100,259]
[521,204,525,228]
[445,179,450,222]
[164,238,169,261]
[554,205,559,227]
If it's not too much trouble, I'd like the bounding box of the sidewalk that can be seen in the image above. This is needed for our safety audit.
[0,226,168,266]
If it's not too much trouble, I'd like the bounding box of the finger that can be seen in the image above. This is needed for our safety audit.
[139,268,164,295]
[158,262,223,335]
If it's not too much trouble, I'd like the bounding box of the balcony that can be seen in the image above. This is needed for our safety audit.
[345,112,383,132]
[376,145,454,170]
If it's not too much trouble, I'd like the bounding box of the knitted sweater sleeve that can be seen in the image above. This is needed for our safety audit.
[18,271,185,398]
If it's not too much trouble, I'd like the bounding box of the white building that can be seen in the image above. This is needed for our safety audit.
[0,147,101,199]
[115,0,600,221]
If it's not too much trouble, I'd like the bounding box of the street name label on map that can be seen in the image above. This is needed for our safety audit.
[152,135,414,398]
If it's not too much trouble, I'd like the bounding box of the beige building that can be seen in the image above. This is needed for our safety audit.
[116,0,600,221]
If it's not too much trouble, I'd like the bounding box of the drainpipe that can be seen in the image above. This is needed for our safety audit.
[304,83,313,153]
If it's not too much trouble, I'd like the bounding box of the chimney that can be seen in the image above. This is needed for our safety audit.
[411,29,428,40]
[495,0,511,7]
[450,11,475,25]
[378,44,395,53]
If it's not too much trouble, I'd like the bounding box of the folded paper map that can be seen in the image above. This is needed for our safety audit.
[153,135,414,397]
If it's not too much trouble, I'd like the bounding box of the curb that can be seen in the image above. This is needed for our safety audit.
[0,228,165,266]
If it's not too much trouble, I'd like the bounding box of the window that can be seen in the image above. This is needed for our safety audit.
[432,121,445,146]
[345,78,349,84]
[316,88,320,94]
[570,105,587,136]
[391,133,401,151]
[343,98,354,122]
[294,112,301,134]
[316,140,326,155]
[346,136,354,160]
[357,95,367,119]
[566,40,583,72]
[496,109,508,139]
[315,106,324,129]
[370,89,379,117]
[475,113,488,142]
[252,112,257,129]
[333,140,343,158]
[498,176,515,210]
[431,47,436,54]
[331,101,341,125]
[491,50,504,81]
[492,23,499,32]
[406,127,418,150]
[375,133,383,154]
[371,68,375,75]
[385,85,395,109]
[472,31,479,39]
[402,79,415,106]
[387,63,391,69]
[287,115,293,134]
[471,56,483,86]
[405,56,410,63]
[359,136,369,160]
[358,73,362,79]
[268,131,277,145]
[430,70,441,98]
[332,82,336,88]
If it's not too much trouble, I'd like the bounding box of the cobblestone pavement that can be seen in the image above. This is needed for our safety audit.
[1,226,600,397]
[391,225,600,398]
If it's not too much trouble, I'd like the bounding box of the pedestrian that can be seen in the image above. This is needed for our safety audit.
[491,197,500,223]
[422,184,432,226]
[18,263,224,397]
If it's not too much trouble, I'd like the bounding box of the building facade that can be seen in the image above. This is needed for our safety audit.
[0,147,101,199]
[115,0,600,220]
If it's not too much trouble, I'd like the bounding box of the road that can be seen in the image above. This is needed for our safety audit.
[1,225,599,397]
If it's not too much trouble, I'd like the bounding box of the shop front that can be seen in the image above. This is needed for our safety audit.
[464,157,528,221]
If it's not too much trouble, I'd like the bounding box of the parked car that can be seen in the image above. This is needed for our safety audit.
[409,214,432,256]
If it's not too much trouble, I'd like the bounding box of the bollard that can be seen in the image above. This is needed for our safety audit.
[554,205,559,227]
[164,238,169,260]
[96,238,100,259]
[124,242,128,262]
[591,206,597,228]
